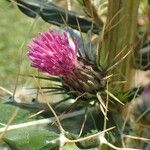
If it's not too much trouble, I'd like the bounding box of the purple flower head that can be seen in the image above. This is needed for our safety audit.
[27,30,78,77]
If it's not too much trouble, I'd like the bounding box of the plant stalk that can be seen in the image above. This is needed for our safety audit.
[101,0,140,91]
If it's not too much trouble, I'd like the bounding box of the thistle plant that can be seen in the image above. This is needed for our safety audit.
[28,30,106,97]
[0,0,150,150]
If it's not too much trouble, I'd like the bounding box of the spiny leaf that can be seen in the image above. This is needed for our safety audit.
[16,0,100,34]
[42,90,67,94]
[0,101,43,124]
[4,101,49,113]
[75,136,100,149]
[54,97,73,107]
[28,86,64,91]
[44,86,62,89]
[24,74,61,82]
[3,127,59,150]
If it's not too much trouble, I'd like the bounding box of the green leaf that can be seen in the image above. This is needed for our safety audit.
[3,127,59,150]
[0,101,42,125]
[64,143,80,150]
[16,0,100,34]
[75,138,99,149]
[1,100,108,149]
[65,131,100,149]
[25,75,61,82]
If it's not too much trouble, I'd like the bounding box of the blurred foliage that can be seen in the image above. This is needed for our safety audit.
[3,127,59,150]
[0,0,49,89]
[0,102,43,124]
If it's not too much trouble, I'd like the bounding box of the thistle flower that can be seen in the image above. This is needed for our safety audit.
[28,30,78,77]
[27,29,106,95]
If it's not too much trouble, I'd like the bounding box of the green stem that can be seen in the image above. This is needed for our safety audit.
[101,0,140,91]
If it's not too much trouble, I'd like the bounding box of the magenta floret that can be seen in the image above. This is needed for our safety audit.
[27,30,78,76]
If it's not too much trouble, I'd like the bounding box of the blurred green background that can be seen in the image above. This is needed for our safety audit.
[0,0,50,90]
